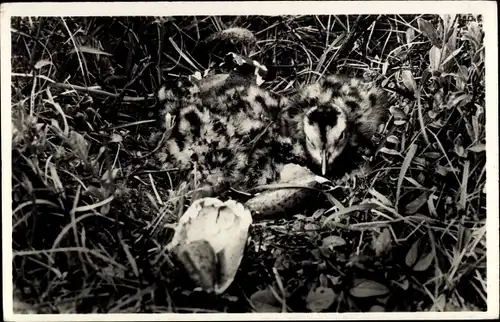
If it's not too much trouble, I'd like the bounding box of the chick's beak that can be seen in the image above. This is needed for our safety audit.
[321,150,327,176]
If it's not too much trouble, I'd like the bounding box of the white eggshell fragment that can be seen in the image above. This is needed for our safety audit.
[167,198,252,294]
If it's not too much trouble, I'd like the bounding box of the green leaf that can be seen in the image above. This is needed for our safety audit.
[119,237,139,277]
[401,70,417,93]
[372,228,392,256]
[472,115,481,140]
[405,239,420,267]
[368,188,392,206]
[429,294,447,312]
[306,287,336,312]
[250,289,282,312]
[468,143,485,153]
[69,130,89,160]
[457,65,469,80]
[50,119,63,136]
[110,133,123,143]
[382,61,389,75]
[169,37,199,71]
[406,27,416,44]
[462,21,483,49]
[369,305,385,312]
[34,59,53,69]
[397,278,410,291]
[396,144,418,205]
[386,135,400,145]
[379,147,401,156]
[45,88,69,137]
[433,88,444,107]
[322,236,346,249]
[304,223,320,236]
[349,279,390,298]
[441,46,463,69]
[327,275,342,286]
[429,46,442,70]
[70,45,112,56]
[389,106,408,120]
[424,152,441,159]
[448,94,472,109]
[465,122,475,142]
[440,14,457,36]
[323,203,380,227]
[404,191,430,215]
[455,145,466,157]
[48,164,64,195]
[319,274,329,287]
[413,252,434,271]
[440,165,456,178]
[418,18,441,46]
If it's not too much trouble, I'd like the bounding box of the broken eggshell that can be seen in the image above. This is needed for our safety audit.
[245,164,332,219]
[167,198,252,294]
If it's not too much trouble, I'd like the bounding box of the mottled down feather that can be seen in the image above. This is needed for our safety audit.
[155,73,391,194]
[155,77,293,194]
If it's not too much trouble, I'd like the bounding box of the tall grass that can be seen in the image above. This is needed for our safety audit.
[11,14,486,313]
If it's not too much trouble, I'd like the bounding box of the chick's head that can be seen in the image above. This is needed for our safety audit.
[302,103,349,175]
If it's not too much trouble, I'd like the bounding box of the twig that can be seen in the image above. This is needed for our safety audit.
[115,62,153,104]
[103,119,156,131]
[332,15,378,69]
[48,82,155,102]
[28,17,45,69]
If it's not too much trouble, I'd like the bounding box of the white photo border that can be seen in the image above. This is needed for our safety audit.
[1,1,498,321]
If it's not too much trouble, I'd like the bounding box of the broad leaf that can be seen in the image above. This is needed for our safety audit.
[322,236,346,249]
[70,46,112,56]
[250,289,282,313]
[441,46,463,68]
[386,135,400,145]
[34,59,53,69]
[418,18,441,46]
[389,106,408,120]
[401,70,417,93]
[396,144,418,204]
[405,239,420,267]
[372,228,392,257]
[379,147,401,156]
[405,191,430,215]
[369,305,385,312]
[110,133,123,143]
[468,143,485,153]
[69,131,89,160]
[414,252,434,271]
[306,287,336,312]
[429,46,442,70]
[349,279,390,298]
[406,27,415,44]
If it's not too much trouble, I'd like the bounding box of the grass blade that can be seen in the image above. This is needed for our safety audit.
[396,143,418,207]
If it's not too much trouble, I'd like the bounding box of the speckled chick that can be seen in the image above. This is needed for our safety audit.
[281,74,390,176]
[155,75,291,197]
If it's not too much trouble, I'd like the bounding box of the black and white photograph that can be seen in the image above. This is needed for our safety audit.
[2,1,498,319]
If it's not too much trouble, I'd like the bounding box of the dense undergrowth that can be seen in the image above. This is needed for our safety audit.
[10,14,486,313]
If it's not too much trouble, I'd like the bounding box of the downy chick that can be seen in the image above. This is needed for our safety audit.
[283,74,390,176]
[155,75,290,198]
